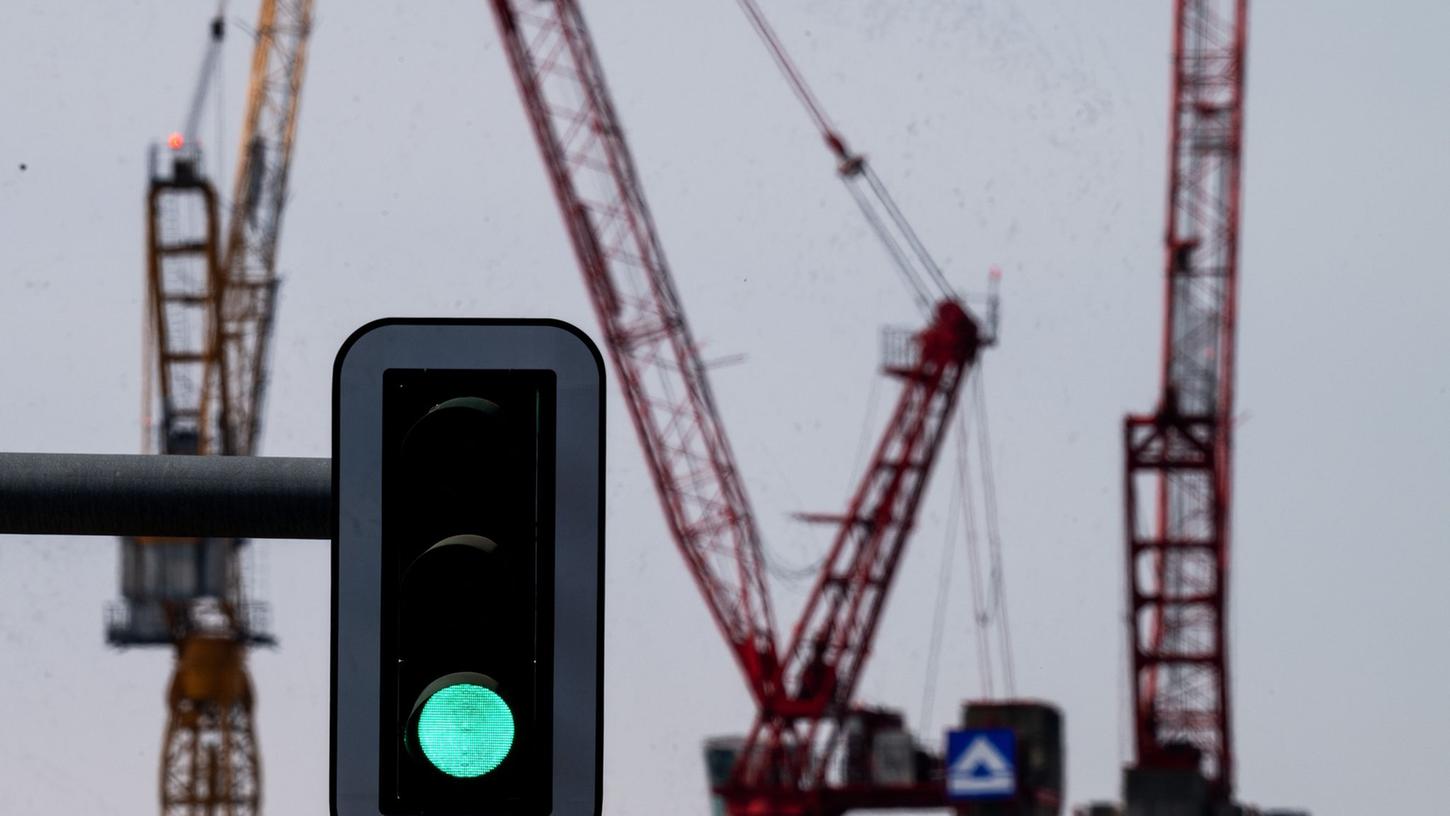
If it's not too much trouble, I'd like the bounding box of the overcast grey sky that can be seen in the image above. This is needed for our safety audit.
[2,1,1447,814]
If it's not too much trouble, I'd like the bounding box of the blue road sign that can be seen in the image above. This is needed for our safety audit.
[946,728,1016,801]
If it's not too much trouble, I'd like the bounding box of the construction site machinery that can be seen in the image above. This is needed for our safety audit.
[107,2,313,814]
[482,1,1053,813]
[1121,1,1247,813]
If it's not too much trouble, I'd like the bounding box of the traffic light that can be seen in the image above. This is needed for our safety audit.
[333,319,603,816]
[384,373,552,808]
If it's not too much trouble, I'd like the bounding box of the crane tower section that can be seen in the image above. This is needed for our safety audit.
[1124,0,1247,795]
[485,0,780,703]
[115,145,272,816]
[112,148,273,649]
[109,2,312,814]
[146,156,223,460]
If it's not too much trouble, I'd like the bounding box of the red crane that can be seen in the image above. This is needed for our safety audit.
[483,2,984,813]
[728,301,979,815]
[1123,0,1248,800]
[485,0,781,707]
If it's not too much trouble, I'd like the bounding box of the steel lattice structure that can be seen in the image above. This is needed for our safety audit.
[729,303,979,815]
[160,636,262,816]
[116,2,313,814]
[137,151,270,816]
[217,0,313,458]
[1123,0,1248,796]
[485,2,983,812]
[486,0,781,705]
[146,168,224,459]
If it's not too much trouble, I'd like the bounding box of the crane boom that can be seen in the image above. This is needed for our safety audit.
[1124,0,1248,795]
[487,4,989,811]
[485,0,780,702]
[730,301,980,808]
[218,0,314,456]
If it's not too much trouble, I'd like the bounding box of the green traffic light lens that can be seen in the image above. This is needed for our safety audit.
[416,682,515,778]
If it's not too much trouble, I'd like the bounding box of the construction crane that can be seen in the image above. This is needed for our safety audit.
[1121,0,1247,809]
[725,301,980,815]
[485,0,780,705]
[483,3,1044,814]
[107,3,313,814]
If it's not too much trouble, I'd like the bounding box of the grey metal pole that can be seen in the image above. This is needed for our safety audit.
[0,452,330,539]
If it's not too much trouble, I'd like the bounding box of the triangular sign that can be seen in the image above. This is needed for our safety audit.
[948,736,1014,795]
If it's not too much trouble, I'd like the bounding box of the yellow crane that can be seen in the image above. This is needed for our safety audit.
[107,2,314,813]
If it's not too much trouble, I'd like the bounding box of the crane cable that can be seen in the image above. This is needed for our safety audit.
[844,180,932,310]
[919,440,962,730]
[956,402,996,698]
[922,379,994,726]
[733,0,842,154]
[972,368,1017,696]
[859,161,955,299]
[731,0,955,310]
[920,369,1019,716]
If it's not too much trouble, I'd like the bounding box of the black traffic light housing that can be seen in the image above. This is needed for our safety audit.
[382,373,554,810]
[333,320,603,816]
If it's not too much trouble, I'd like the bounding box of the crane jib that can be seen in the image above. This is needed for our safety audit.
[490,1,990,810]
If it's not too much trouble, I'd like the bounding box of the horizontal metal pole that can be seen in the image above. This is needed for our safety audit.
[0,453,330,539]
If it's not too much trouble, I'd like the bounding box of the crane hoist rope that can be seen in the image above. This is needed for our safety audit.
[731,0,955,310]
[970,367,1016,697]
[919,441,963,727]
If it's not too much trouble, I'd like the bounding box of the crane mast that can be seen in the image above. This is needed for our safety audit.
[485,0,781,704]
[1123,0,1247,796]
[142,161,225,459]
[111,3,313,814]
[134,131,274,816]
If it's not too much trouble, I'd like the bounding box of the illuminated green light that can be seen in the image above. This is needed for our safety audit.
[417,682,515,778]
